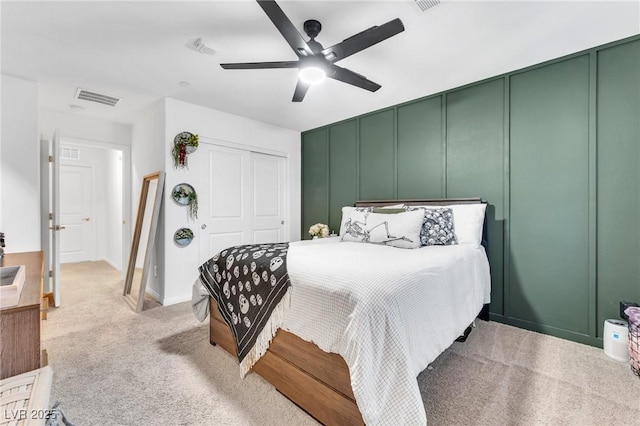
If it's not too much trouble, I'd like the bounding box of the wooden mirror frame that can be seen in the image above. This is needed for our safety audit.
[123,171,165,312]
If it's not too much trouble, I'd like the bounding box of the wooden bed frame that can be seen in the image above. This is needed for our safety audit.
[208,198,487,425]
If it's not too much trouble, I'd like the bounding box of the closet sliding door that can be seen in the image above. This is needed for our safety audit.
[197,143,287,264]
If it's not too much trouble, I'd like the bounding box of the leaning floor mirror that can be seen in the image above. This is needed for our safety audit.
[123,171,165,312]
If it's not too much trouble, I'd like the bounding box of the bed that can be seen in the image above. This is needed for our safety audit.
[199,198,491,425]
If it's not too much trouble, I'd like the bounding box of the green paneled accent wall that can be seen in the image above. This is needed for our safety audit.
[446,79,505,315]
[510,56,590,336]
[302,128,329,236]
[359,110,395,200]
[301,35,640,347]
[596,40,640,335]
[397,97,443,198]
[329,120,358,235]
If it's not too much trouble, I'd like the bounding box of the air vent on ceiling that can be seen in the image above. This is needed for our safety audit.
[75,88,121,107]
[414,0,441,12]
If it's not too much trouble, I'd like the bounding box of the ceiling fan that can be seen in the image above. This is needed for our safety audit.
[220,0,405,102]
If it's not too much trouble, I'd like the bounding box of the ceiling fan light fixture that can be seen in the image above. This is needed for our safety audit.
[299,66,326,85]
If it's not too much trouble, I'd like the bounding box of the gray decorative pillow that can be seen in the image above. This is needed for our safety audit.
[407,207,458,246]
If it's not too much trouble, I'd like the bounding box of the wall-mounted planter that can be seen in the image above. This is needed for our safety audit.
[172,131,199,169]
[174,228,194,247]
[172,183,198,221]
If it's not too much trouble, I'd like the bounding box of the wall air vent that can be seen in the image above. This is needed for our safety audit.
[75,88,121,107]
[414,0,440,12]
[61,147,80,160]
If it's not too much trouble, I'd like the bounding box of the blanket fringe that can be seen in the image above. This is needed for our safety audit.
[239,288,291,378]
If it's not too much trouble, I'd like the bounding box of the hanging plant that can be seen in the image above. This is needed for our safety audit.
[172,132,199,169]
[171,183,199,221]
[186,190,198,221]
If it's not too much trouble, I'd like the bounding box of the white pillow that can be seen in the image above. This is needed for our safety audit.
[339,206,356,236]
[340,209,423,249]
[338,205,405,235]
[448,204,486,245]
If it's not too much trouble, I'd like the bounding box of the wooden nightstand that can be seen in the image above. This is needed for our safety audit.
[0,251,45,380]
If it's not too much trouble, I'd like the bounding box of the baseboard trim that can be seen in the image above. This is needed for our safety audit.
[102,257,121,272]
[489,313,603,348]
[162,293,192,306]
[146,287,162,304]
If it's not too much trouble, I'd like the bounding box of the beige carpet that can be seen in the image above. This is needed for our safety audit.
[43,261,640,425]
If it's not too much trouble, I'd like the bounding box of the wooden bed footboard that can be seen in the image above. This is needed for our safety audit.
[209,298,364,426]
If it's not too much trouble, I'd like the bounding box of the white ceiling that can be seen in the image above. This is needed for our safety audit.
[2,1,639,132]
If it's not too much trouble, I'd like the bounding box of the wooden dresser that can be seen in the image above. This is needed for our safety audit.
[0,251,44,380]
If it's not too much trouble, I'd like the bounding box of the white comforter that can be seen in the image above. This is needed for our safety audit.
[282,238,491,426]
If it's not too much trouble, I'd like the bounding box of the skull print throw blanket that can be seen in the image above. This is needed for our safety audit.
[198,242,291,376]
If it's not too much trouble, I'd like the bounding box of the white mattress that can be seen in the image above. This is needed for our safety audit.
[283,238,491,426]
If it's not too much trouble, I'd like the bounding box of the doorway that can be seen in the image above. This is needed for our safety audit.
[41,134,131,307]
[58,141,125,270]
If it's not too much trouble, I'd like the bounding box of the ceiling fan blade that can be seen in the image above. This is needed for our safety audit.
[322,18,405,63]
[220,61,299,70]
[257,0,313,57]
[292,80,310,102]
[327,64,381,92]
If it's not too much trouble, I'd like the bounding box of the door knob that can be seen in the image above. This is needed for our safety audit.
[281,221,285,225]
[82,217,90,221]
[201,224,207,229]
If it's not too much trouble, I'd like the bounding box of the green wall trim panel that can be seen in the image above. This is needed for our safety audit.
[396,97,443,199]
[509,55,590,334]
[359,110,395,200]
[329,120,358,235]
[596,40,640,335]
[301,129,328,239]
[446,79,506,315]
[300,34,640,346]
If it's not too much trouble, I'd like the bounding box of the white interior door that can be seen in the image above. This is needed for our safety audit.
[40,137,51,295]
[40,133,63,305]
[197,144,252,264]
[251,152,287,243]
[59,164,94,263]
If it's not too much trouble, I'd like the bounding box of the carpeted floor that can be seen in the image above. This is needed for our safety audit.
[42,261,640,425]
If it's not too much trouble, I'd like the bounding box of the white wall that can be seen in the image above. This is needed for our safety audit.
[131,100,165,205]
[130,100,166,299]
[0,75,40,253]
[40,109,132,147]
[161,98,301,305]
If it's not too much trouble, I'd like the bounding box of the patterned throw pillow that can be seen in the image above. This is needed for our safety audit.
[407,207,458,246]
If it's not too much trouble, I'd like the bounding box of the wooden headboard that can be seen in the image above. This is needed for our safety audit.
[355,198,483,207]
